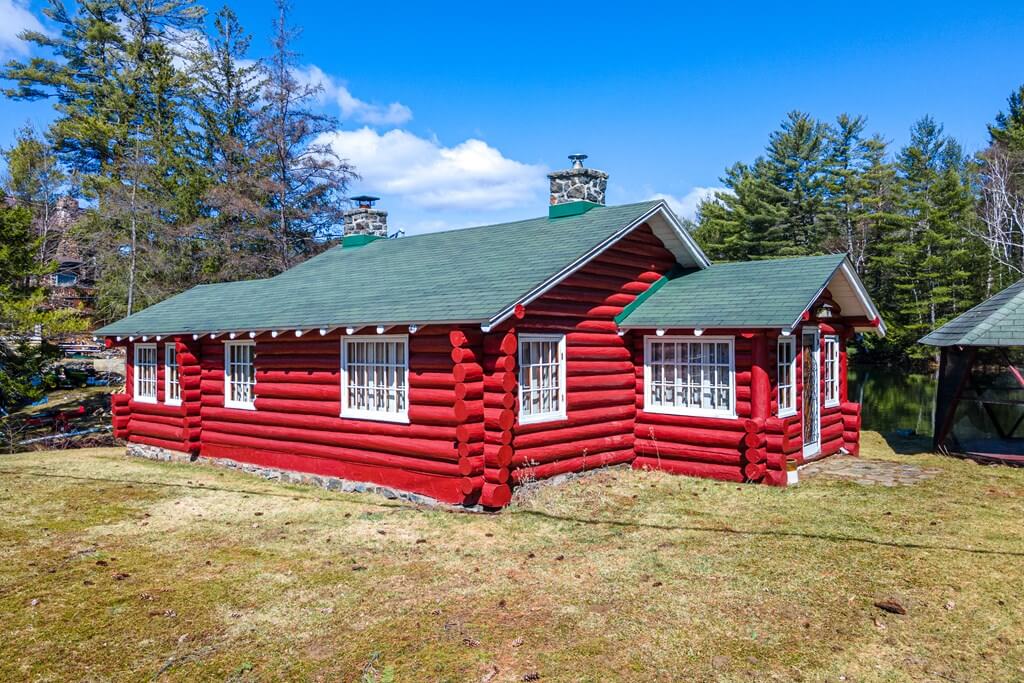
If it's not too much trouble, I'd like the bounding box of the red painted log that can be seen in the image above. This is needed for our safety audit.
[201,429,463,475]
[634,423,746,449]
[566,346,632,362]
[745,446,767,463]
[457,441,485,459]
[257,340,340,356]
[452,382,484,400]
[744,462,767,480]
[450,347,477,364]
[408,404,461,426]
[743,431,766,448]
[512,448,634,484]
[632,456,744,482]
[130,434,188,453]
[257,370,338,385]
[258,356,339,370]
[481,355,516,373]
[565,373,634,392]
[252,397,339,416]
[512,433,634,467]
[633,438,743,465]
[452,364,484,383]
[455,422,485,443]
[515,318,620,333]
[566,360,634,376]
[484,429,513,446]
[203,419,458,462]
[515,404,635,434]
[410,371,459,389]
[821,421,844,443]
[254,382,340,401]
[527,302,623,320]
[480,482,511,507]
[129,420,185,442]
[200,442,468,504]
[637,412,753,433]
[515,419,634,449]
[766,433,802,455]
[842,414,861,430]
[567,389,635,411]
[484,408,516,431]
[483,392,516,410]
[202,406,461,440]
[130,401,185,417]
[409,353,458,371]
[483,333,518,356]
[453,399,484,423]
[541,288,637,308]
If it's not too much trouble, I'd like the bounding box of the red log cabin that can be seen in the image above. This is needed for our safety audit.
[96,156,885,508]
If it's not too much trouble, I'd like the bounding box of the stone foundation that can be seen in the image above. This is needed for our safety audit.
[124,442,475,510]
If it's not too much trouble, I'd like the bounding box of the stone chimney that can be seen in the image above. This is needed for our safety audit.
[344,195,388,238]
[547,154,608,206]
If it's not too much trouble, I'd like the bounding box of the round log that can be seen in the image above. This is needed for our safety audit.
[632,456,744,482]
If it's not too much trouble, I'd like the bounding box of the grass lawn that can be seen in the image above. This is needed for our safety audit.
[1,433,1022,682]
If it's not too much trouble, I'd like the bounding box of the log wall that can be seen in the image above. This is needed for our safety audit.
[504,223,675,488]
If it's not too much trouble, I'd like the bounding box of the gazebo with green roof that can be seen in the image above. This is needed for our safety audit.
[920,279,1024,463]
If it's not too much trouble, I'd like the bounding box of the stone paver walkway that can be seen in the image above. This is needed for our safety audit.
[800,455,939,486]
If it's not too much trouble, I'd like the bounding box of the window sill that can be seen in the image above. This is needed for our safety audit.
[824,400,840,409]
[134,396,157,404]
[224,401,256,411]
[165,399,182,407]
[778,408,797,419]
[644,405,737,420]
[518,412,567,426]
[340,411,410,425]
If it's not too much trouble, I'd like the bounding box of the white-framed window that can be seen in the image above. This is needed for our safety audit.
[133,343,158,403]
[341,335,409,423]
[777,336,797,417]
[644,336,735,418]
[824,334,840,407]
[224,340,256,410]
[164,344,181,406]
[518,334,567,425]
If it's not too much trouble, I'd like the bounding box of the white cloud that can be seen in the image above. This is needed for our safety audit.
[649,186,731,221]
[317,127,546,211]
[295,64,413,126]
[0,0,44,57]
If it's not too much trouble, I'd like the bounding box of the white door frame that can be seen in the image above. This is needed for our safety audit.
[802,328,821,458]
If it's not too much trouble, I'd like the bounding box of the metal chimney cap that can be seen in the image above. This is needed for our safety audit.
[568,153,588,169]
[351,195,380,208]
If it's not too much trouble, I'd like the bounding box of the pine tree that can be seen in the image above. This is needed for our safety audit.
[189,5,273,280]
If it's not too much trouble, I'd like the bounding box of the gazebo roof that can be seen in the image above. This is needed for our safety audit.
[920,278,1024,347]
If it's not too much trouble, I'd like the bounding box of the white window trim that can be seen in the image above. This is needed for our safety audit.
[223,340,257,410]
[777,337,797,418]
[824,334,841,408]
[133,343,158,404]
[341,334,410,424]
[643,335,736,419]
[164,344,182,407]
[517,333,568,426]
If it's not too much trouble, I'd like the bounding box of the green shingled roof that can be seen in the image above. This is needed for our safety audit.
[95,201,669,337]
[919,278,1024,347]
[616,254,848,329]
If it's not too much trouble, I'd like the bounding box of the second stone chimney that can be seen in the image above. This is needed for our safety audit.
[547,154,608,206]
[344,195,388,238]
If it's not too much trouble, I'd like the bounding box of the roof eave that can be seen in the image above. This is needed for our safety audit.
[787,257,886,337]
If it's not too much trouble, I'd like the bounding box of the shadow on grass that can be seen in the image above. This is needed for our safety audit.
[509,508,1024,558]
[880,432,934,455]
[5,467,1021,560]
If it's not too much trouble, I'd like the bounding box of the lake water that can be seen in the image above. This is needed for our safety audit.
[851,362,1024,442]
[848,364,936,437]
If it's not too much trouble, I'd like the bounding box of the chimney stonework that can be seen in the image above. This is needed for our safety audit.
[547,154,608,206]
[344,195,388,238]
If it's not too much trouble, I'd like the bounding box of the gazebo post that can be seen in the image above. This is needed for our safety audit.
[933,347,976,451]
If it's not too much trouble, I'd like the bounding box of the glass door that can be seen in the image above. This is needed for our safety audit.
[802,329,821,458]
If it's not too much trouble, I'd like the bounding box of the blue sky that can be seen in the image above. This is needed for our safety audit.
[2,0,1023,234]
